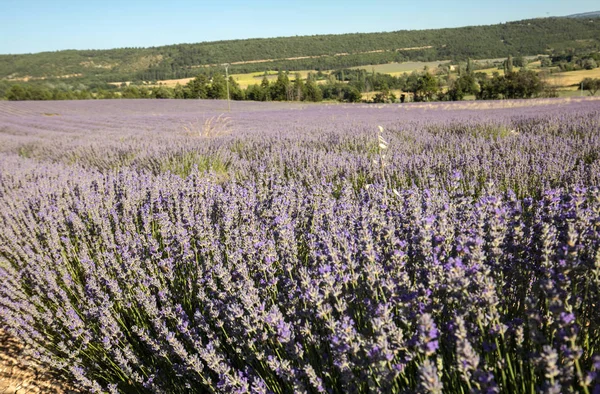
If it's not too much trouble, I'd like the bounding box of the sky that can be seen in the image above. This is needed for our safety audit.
[1,0,598,54]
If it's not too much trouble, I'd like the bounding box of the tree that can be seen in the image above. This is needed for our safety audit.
[96,89,117,99]
[582,59,598,70]
[245,84,262,101]
[408,72,439,102]
[466,58,474,75]
[372,85,397,103]
[504,69,544,99]
[152,86,173,99]
[260,76,271,101]
[51,89,75,100]
[406,71,420,97]
[208,73,227,99]
[137,87,151,99]
[75,89,93,100]
[504,55,514,75]
[357,70,367,92]
[344,86,362,102]
[303,76,322,102]
[513,55,526,68]
[446,73,478,101]
[186,75,209,99]
[477,69,544,100]
[582,78,600,96]
[173,83,186,99]
[320,79,348,101]
[539,57,552,68]
[0,81,10,99]
[476,72,505,100]
[228,76,244,100]
[6,85,28,101]
[271,71,291,101]
[292,73,305,101]
[122,85,141,99]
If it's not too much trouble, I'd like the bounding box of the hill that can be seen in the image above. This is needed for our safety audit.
[1,16,599,84]
[566,11,600,18]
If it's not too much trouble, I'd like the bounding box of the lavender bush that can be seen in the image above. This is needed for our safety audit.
[0,98,599,393]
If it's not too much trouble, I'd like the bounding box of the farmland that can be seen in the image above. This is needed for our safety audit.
[351,61,450,75]
[0,97,600,393]
[112,57,598,104]
[149,70,316,90]
[473,63,600,86]
[546,67,600,87]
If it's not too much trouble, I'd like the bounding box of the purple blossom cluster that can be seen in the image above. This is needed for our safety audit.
[0,98,599,393]
[1,99,598,198]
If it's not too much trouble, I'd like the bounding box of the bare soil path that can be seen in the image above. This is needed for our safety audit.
[0,330,74,394]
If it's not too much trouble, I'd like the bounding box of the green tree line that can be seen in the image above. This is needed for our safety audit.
[9,57,591,103]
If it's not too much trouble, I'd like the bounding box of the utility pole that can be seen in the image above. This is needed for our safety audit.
[222,63,231,112]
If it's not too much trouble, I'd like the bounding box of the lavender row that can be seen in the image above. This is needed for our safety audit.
[0,164,599,393]
[1,102,599,199]
[0,99,600,393]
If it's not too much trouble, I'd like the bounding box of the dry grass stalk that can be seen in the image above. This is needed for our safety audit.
[182,114,233,138]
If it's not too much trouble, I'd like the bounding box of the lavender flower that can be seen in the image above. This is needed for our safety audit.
[0,98,599,392]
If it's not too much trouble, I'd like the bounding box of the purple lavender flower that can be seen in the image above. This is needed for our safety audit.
[0,99,599,393]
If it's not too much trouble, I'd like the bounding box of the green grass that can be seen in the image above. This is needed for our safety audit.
[557,89,595,98]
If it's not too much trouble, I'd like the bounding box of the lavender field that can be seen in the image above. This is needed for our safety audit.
[0,97,599,393]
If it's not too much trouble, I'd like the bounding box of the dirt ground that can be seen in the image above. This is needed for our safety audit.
[0,330,73,394]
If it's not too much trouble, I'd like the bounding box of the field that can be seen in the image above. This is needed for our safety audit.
[474,64,600,89]
[134,70,314,90]
[1,97,600,393]
[351,61,449,75]
[149,72,283,89]
[229,70,314,88]
[546,67,600,87]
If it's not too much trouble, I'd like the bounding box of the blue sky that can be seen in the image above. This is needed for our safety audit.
[1,0,598,54]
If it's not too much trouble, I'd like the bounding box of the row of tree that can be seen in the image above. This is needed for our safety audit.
[476,70,548,99]
[6,84,99,101]
[7,63,597,103]
[548,51,600,71]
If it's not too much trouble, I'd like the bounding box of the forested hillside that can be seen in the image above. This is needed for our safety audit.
[567,11,600,18]
[1,16,599,84]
